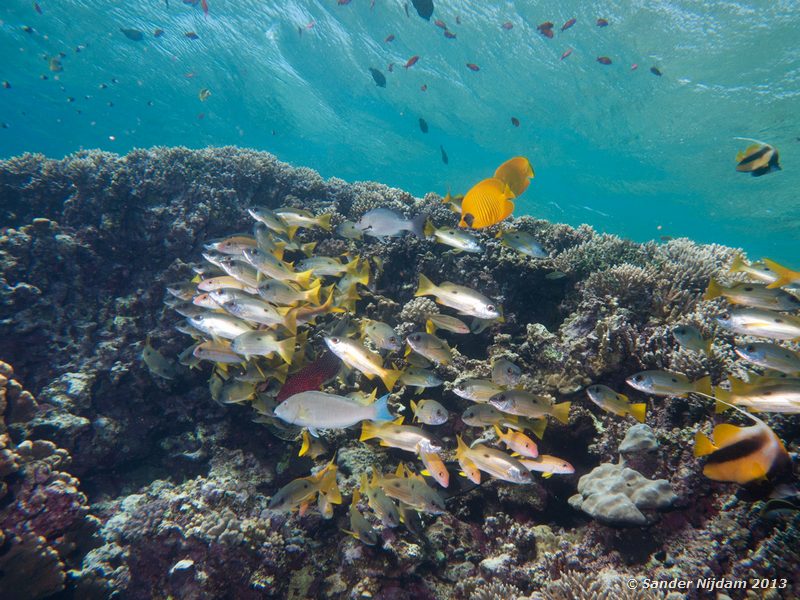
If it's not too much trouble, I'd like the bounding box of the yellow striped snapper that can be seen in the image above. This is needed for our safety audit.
[188,313,253,340]
[410,399,448,425]
[415,274,500,319]
[399,367,443,391]
[205,234,256,255]
[704,278,800,311]
[496,230,547,258]
[241,247,315,288]
[343,488,378,545]
[762,258,800,289]
[248,206,293,237]
[493,425,538,458]
[491,358,521,387]
[423,221,482,253]
[518,455,575,478]
[373,467,446,514]
[173,302,208,319]
[177,343,201,369]
[425,314,470,335]
[296,256,359,277]
[216,256,260,289]
[735,342,800,374]
[197,275,258,294]
[461,405,524,432]
[324,336,403,390]
[335,261,370,294]
[626,371,712,398]
[192,293,221,310]
[207,288,253,306]
[274,391,392,435]
[269,459,340,515]
[360,472,400,527]
[453,378,504,403]
[716,308,800,340]
[360,419,443,454]
[295,288,346,326]
[673,325,713,355]
[175,320,203,337]
[222,297,297,332]
[585,384,646,422]
[489,390,571,424]
[406,332,452,366]
[274,207,333,231]
[253,222,284,255]
[455,436,533,484]
[258,279,321,306]
[729,255,800,291]
[230,331,295,363]
[193,339,244,364]
[715,376,800,414]
[361,319,401,351]
[142,339,180,380]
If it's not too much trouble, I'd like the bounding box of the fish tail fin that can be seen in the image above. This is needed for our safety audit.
[318,213,333,231]
[415,274,436,297]
[694,431,717,457]
[299,430,311,457]
[286,225,299,240]
[703,277,723,301]
[279,307,298,335]
[425,319,437,335]
[455,434,468,459]
[305,280,323,305]
[762,258,796,289]
[410,399,418,417]
[275,336,296,365]
[360,421,379,442]
[271,244,286,262]
[728,253,747,274]
[526,418,547,440]
[693,376,713,398]
[344,257,361,275]
[371,394,393,422]
[294,269,315,289]
[493,424,505,440]
[423,219,436,238]
[380,368,402,392]
[551,401,571,424]
[271,362,290,383]
[301,241,317,257]
[410,213,426,239]
[629,403,647,423]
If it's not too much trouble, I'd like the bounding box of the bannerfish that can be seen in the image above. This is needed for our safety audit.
[704,278,800,311]
[419,118,428,133]
[694,400,791,485]
[585,384,646,422]
[410,0,433,21]
[626,370,712,398]
[519,455,575,478]
[415,274,500,319]
[410,399,448,425]
[673,324,713,355]
[276,351,340,402]
[734,342,800,375]
[493,425,538,458]
[120,28,144,41]
[489,390,571,424]
[716,308,800,340]
[274,391,393,435]
[355,208,426,240]
[455,436,533,484]
[491,358,521,387]
[458,178,516,229]
[735,140,780,177]
[369,68,386,88]
[440,145,449,164]
[496,229,546,258]
[423,222,482,253]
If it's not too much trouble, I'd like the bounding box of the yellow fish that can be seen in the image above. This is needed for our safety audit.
[493,156,534,196]
[735,140,780,177]
[458,177,516,229]
[762,258,800,289]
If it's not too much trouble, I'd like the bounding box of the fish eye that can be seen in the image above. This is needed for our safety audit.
[389,337,397,343]
[774,318,784,323]
[487,304,495,311]
[497,394,506,401]
[331,337,340,343]
[744,286,754,291]
[675,327,685,334]
[746,345,755,352]
[634,375,644,382]
[411,334,420,341]
[507,367,514,374]
[720,312,730,320]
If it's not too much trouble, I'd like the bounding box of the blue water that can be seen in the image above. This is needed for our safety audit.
[1,1,798,261]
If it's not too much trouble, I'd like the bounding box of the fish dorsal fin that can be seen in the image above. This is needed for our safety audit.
[712,423,746,447]
[393,416,405,426]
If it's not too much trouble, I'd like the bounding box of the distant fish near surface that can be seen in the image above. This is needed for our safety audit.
[511,116,520,127]
[650,66,662,76]
[443,30,456,39]
[734,342,800,375]
[494,156,534,197]
[410,0,434,20]
[120,28,144,41]
[596,18,609,27]
[704,278,800,311]
[185,31,199,39]
[198,88,211,102]
[694,399,791,485]
[369,68,386,88]
[716,307,800,340]
[434,19,446,29]
[355,208,425,240]
[537,22,554,38]
[735,139,781,177]
[415,274,500,319]
[466,63,480,71]
[440,145,449,164]
[561,48,573,60]
[586,384,646,422]
[626,370,712,398]
[673,324,713,355]
[491,358,521,387]
[385,34,395,43]
[497,229,546,258]
[597,56,612,65]
[423,221,482,253]
[418,117,428,133]
[502,22,513,30]
[458,177,515,229]
[561,18,576,31]
[404,55,420,69]
[274,391,393,434]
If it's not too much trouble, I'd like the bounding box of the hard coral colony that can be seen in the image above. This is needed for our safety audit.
[0,147,798,598]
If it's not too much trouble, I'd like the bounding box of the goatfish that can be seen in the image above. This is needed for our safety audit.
[273,391,393,436]
[193,339,244,364]
[242,248,315,288]
[585,384,646,422]
[715,376,800,413]
[735,139,781,177]
[518,455,575,478]
[626,371,712,398]
[189,313,253,340]
[496,230,547,258]
[419,445,449,488]
[735,342,800,374]
[493,425,538,458]
[343,488,378,545]
[410,399,448,425]
[458,177,515,229]
[299,430,328,458]
[360,472,400,527]
[355,208,425,240]
[142,338,180,379]
[704,278,800,311]
[274,207,332,231]
[406,332,452,365]
[694,398,791,485]
[455,436,533,484]
[762,258,800,290]
[673,324,713,355]
[258,279,321,306]
[361,319,401,351]
[415,274,501,319]
[426,314,470,335]
[453,378,504,403]
[374,467,446,514]
[716,308,800,340]
[493,156,535,197]
[423,221,482,253]
[489,390,571,424]
[399,367,443,390]
[324,336,403,390]
[491,358,521,387]
[360,419,443,454]
[296,256,360,278]
[230,331,295,363]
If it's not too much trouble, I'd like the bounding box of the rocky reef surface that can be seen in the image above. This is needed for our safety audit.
[0,147,798,599]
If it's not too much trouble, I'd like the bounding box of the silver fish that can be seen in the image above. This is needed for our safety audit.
[735,342,800,374]
[355,208,425,239]
[491,358,521,387]
[274,392,393,435]
[716,308,800,341]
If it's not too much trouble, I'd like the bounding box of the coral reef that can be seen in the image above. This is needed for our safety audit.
[1,147,797,599]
